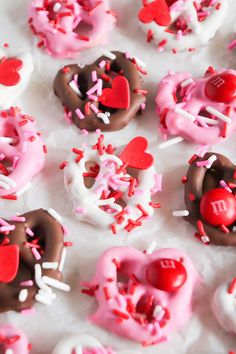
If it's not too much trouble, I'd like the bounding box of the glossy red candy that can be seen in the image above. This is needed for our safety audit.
[119,136,154,170]
[99,76,130,110]
[0,58,23,86]
[0,244,19,283]
[139,0,171,27]
[146,258,187,292]
[205,73,236,103]
[200,188,236,226]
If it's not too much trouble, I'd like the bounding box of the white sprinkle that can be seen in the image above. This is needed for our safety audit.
[69,80,83,97]
[42,276,71,292]
[201,235,210,243]
[34,264,52,293]
[102,50,116,60]
[42,262,59,270]
[158,136,184,149]
[0,137,15,144]
[172,210,189,217]
[35,293,53,305]
[181,78,193,87]
[205,154,217,169]
[58,248,67,272]
[47,208,62,223]
[15,182,31,196]
[97,112,110,124]
[175,107,196,122]
[146,240,157,254]
[206,106,232,124]
[97,197,115,206]
[53,2,61,11]
[0,180,10,190]
[38,289,56,300]
[109,203,123,212]
[0,174,16,187]
[153,305,165,319]
[99,154,123,166]
[18,289,28,302]
[197,115,218,125]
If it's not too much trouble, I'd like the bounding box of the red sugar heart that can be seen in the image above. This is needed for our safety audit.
[205,72,236,103]
[139,0,171,26]
[99,76,130,110]
[119,136,154,170]
[0,244,19,283]
[0,58,23,87]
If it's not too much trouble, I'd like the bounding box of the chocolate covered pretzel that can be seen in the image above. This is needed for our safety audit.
[184,153,236,246]
[0,208,70,312]
[54,51,146,132]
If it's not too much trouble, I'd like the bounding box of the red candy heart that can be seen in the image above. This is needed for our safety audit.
[0,245,19,283]
[205,73,236,103]
[146,258,187,292]
[119,136,154,170]
[99,76,130,110]
[200,188,236,226]
[139,0,171,26]
[0,58,23,87]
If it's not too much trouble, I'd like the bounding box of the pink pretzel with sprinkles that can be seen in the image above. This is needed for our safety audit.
[0,107,45,198]
[63,135,161,234]
[28,0,116,58]
[0,324,30,354]
[82,246,199,345]
[156,68,236,146]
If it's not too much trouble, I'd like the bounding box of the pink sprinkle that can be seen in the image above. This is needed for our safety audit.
[61,224,70,235]
[75,207,86,214]
[98,60,106,68]
[26,227,34,237]
[20,280,34,287]
[0,217,10,227]
[90,104,99,114]
[125,51,131,59]
[64,112,72,124]
[88,94,98,101]
[97,79,103,96]
[0,153,5,161]
[12,156,19,169]
[153,174,163,192]
[228,39,236,51]
[196,159,210,167]
[86,83,99,96]
[220,180,232,193]
[0,225,15,232]
[11,216,26,222]
[140,102,146,111]
[75,108,85,119]
[92,70,97,82]
[31,247,41,261]
[21,308,35,316]
[176,30,183,40]
[81,129,88,135]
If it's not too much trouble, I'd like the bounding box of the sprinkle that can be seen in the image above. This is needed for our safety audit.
[31,247,41,261]
[228,278,236,294]
[18,289,28,302]
[172,210,189,217]
[201,235,210,244]
[99,154,123,166]
[153,305,165,320]
[158,136,184,149]
[35,293,52,305]
[0,225,15,232]
[97,79,103,96]
[42,262,58,270]
[112,309,129,320]
[91,70,97,82]
[220,180,232,193]
[20,280,33,287]
[15,182,31,196]
[98,60,106,68]
[228,39,236,51]
[21,308,35,316]
[69,81,83,97]
[175,107,196,121]
[197,116,218,125]
[53,2,61,11]
[47,208,62,223]
[205,106,231,124]
[90,104,99,114]
[0,174,16,187]
[102,50,116,60]
[97,112,110,124]
[58,248,67,272]
[146,240,157,254]
[35,264,52,293]
[197,220,206,236]
[42,276,70,292]
[103,286,111,301]
[0,137,15,143]
[181,78,194,87]
[75,108,85,119]
[26,227,34,237]
[111,223,117,235]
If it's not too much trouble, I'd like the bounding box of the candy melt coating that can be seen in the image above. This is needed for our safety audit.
[0,108,45,197]
[138,0,228,51]
[156,70,236,145]
[212,278,236,334]
[85,246,199,344]
[0,52,33,108]
[28,0,115,58]
[52,334,116,354]
[0,324,29,354]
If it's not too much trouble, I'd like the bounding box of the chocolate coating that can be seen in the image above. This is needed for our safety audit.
[53,51,146,132]
[0,209,64,312]
[184,153,236,246]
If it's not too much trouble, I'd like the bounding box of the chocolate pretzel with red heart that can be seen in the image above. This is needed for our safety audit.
[184,153,236,246]
[0,208,69,312]
[54,51,146,132]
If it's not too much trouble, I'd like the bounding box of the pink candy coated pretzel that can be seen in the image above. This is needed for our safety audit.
[82,246,199,345]
[28,0,116,58]
[0,324,29,354]
[156,68,236,145]
[0,107,45,198]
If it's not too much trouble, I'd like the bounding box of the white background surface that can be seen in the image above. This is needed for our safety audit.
[0,0,236,353]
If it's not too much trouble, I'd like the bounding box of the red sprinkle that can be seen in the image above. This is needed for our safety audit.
[59,161,68,170]
[112,309,129,320]
[228,277,236,294]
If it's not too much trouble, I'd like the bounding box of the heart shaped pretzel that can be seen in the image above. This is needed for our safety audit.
[184,152,236,246]
[62,135,160,234]
[0,324,29,354]
[156,69,236,145]
[0,51,33,109]
[54,51,146,132]
[28,0,116,58]
[0,208,70,312]
[138,0,228,52]
[0,107,45,198]
[82,246,199,345]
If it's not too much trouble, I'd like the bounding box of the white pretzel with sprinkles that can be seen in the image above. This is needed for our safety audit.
[63,135,161,234]
[138,0,228,52]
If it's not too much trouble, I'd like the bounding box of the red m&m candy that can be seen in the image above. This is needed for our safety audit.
[146,258,187,292]
[205,73,236,103]
[200,188,236,226]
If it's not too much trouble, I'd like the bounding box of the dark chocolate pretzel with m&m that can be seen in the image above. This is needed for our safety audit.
[54,51,147,132]
[0,208,70,312]
[184,152,236,246]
